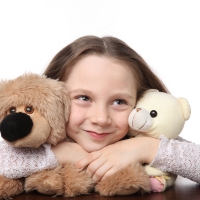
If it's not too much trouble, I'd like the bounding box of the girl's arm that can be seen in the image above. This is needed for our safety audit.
[76,137,159,183]
[149,135,200,183]
[0,140,88,179]
[0,141,58,179]
[51,141,89,164]
[77,136,200,184]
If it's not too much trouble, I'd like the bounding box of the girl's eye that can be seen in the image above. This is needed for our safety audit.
[9,107,16,114]
[77,95,90,101]
[25,106,34,114]
[113,99,127,105]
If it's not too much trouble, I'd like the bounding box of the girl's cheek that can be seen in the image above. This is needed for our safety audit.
[69,106,86,125]
[115,113,130,129]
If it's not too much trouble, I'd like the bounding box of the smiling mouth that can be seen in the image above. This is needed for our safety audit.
[85,130,111,140]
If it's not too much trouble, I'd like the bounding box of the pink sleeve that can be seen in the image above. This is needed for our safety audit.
[149,135,200,183]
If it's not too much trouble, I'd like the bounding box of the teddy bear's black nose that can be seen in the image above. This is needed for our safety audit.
[0,112,33,142]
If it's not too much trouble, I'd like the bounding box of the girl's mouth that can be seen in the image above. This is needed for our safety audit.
[86,131,110,140]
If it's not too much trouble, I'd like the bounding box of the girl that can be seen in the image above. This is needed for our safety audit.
[45,35,165,180]
[45,35,200,185]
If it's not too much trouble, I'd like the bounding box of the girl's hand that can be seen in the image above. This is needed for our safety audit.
[52,142,89,164]
[76,137,159,183]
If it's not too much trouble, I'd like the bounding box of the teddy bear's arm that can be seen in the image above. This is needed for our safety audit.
[0,175,24,199]
[95,163,151,196]
[25,163,94,197]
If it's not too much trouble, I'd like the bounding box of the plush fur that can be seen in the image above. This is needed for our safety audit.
[0,73,70,147]
[0,177,24,199]
[25,163,94,197]
[25,163,150,197]
[95,163,151,196]
[0,73,93,199]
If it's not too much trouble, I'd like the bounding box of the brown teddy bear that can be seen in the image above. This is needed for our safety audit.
[0,73,94,199]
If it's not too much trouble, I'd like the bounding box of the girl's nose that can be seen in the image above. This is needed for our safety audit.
[90,105,111,126]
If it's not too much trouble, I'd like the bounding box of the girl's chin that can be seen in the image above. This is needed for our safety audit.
[82,144,107,153]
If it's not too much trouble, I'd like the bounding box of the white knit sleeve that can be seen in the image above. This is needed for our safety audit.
[149,135,200,183]
[0,141,59,179]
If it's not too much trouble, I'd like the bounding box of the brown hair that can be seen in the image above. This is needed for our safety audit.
[44,35,169,100]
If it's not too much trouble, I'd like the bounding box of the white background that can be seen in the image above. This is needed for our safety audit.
[0,0,199,143]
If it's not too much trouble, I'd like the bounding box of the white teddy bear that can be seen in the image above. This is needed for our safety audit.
[128,89,191,192]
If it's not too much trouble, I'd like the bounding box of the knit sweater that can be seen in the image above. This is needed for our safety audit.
[1,136,200,183]
[150,135,200,183]
[0,141,59,179]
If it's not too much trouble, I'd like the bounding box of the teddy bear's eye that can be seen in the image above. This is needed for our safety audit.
[9,107,16,114]
[25,106,34,114]
[150,110,157,118]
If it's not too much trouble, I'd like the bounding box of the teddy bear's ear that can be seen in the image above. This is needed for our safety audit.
[62,85,71,123]
[0,79,15,122]
[177,97,191,121]
[45,81,71,145]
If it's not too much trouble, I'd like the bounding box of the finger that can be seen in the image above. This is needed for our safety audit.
[92,163,113,183]
[86,156,107,178]
[101,167,117,181]
[76,151,101,169]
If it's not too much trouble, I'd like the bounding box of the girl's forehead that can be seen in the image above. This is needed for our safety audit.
[64,55,137,99]
[64,55,135,80]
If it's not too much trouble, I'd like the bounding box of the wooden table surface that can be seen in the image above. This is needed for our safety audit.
[13,176,200,200]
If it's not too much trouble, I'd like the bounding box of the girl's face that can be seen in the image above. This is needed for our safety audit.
[65,55,137,152]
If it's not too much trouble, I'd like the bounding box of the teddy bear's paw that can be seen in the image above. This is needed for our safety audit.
[62,163,94,197]
[150,177,167,192]
[95,163,151,196]
[25,166,64,196]
[0,176,24,199]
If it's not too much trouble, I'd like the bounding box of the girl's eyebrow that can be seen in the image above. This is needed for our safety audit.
[68,88,93,96]
[114,93,133,98]
[70,89,134,100]
[111,93,134,102]
[68,88,92,95]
